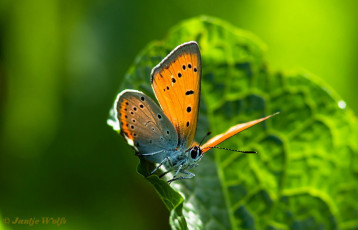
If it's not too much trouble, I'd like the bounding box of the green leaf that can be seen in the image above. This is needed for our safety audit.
[109,16,358,230]
[137,158,188,229]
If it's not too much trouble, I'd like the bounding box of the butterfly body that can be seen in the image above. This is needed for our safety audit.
[115,41,277,182]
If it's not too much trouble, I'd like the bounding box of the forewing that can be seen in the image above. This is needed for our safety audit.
[201,113,279,153]
[151,41,201,149]
[116,90,178,154]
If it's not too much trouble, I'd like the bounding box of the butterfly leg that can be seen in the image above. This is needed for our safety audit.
[173,164,183,178]
[160,163,184,180]
[168,171,195,183]
[158,157,176,178]
[159,168,172,178]
[149,156,170,176]
[167,164,186,183]
[167,163,198,183]
[185,163,198,169]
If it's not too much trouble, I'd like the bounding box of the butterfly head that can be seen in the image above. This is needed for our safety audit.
[186,145,203,163]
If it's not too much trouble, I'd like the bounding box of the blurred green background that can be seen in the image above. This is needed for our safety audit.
[0,1,357,229]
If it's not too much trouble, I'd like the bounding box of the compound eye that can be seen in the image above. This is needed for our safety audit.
[190,149,198,159]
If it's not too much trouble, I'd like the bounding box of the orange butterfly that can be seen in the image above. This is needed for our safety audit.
[115,41,278,183]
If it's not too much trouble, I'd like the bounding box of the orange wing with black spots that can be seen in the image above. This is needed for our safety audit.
[151,41,201,149]
[201,113,279,153]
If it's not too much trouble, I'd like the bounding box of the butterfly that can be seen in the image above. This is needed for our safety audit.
[115,41,278,183]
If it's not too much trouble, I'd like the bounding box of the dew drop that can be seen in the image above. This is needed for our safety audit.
[338,100,346,109]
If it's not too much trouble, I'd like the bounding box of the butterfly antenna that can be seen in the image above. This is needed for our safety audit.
[202,146,257,154]
[199,132,212,146]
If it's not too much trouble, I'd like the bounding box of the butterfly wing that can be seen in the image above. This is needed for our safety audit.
[201,113,279,153]
[116,90,178,159]
[151,41,201,149]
